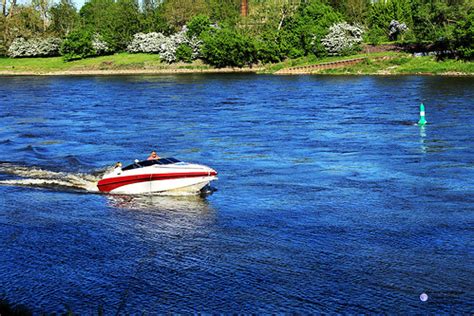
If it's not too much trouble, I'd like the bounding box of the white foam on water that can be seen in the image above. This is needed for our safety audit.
[0,163,106,193]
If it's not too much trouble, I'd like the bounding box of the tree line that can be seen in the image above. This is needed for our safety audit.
[0,0,472,65]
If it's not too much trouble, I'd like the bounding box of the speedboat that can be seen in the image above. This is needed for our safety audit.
[97,157,217,195]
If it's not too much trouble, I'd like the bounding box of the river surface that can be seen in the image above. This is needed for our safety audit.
[0,74,473,314]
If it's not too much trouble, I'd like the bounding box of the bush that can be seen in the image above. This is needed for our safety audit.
[255,32,286,64]
[279,0,342,58]
[453,10,474,60]
[8,37,62,57]
[186,15,211,39]
[175,43,193,63]
[388,20,408,41]
[321,22,364,56]
[60,29,110,61]
[127,29,201,63]
[200,27,256,68]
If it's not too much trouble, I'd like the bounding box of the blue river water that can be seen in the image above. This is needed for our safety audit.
[0,74,473,314]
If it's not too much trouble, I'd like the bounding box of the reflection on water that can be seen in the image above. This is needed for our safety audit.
[107,194,213,212]
[107,195,217,237]
[419,125,427,153]
[0,75,473,314]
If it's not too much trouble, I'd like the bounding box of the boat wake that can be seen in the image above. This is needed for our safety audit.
[0,162,108,193]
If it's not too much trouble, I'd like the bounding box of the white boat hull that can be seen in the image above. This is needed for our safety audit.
[109,176,217,195]
[97,158,218,195]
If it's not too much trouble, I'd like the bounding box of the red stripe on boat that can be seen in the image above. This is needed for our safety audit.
[97,171,217,192]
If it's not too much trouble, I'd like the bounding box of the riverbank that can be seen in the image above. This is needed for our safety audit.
[0,52,472,76]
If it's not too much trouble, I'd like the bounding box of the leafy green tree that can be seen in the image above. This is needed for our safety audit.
[2,5,43,49]
[253,27,291,64]
[186,14,211,38]
[281,0,343,57]
[410,0,464,45]
[32,0,51,31]
[48,0,79,37]
[140,0,169,33]
[0,15,6,55]
[207,0,239,24]
[367,0,413,43]
[80,0,116,47]
[60,28,95,60]
[200,26,256,67]
[453,9,473,59]
[1,5,43,55]
[175,42,193,62]
[161,0,208,30]
[112,0,141,49]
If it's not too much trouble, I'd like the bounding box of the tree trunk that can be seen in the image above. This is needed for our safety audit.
[7,0,16,17]
[2,0,7,16]
[240,0,247,17]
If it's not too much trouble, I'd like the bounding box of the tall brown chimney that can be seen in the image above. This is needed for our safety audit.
[241,0,248,17]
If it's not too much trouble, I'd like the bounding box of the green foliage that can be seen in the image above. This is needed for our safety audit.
[48,0,79,37]
[140,1,170,34]
[79,0,117,49]
[0,16,6,55]
[207,0,239,24]
[175,43,193,62]
[186,15,211,38]
[255,33,285,64]
[410,0,466,45]
[161,0,208,30]
[60,29,95,61]
[200,27,256,67]
[0,0,472,63]
[281,0,343,57]
[3,6,43,41]
[112,0,142,49]
[453,10,474,59]
[367,0,413,42]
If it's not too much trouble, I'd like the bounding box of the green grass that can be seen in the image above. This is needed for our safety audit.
[0,52,210,73]
[261,51,403,73]
[0,51,472,75]
[317,55,474,75]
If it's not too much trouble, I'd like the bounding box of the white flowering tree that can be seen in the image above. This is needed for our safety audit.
[8,37,62,58]
[388,20,408,41]
[321,22,364,56]
[127,28,201,63]
[92,33,110,55]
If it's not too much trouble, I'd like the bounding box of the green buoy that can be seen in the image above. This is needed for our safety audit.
[418,103,427,126]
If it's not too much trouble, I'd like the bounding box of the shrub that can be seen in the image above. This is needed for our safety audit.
[388,20,408,41]
[200,27,256,68]
[92,33,110,55]
[321,22,364,56]
[175,43,193,63]
[127,29,201,63]
[186,15,211,39]
[7,37,62,57]
[453,10,474,60]
[282,0,343,57]
[60,29,110,61]
[255,32,286,64]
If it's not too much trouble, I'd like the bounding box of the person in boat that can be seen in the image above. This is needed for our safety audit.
[147,151,160,160]
[113,162,122,175]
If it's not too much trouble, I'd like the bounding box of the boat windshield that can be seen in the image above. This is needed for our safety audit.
[122,157,181,171]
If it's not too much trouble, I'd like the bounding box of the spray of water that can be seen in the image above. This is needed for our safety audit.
[0,162,111,193]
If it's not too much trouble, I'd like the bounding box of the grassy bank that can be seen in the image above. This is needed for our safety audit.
[0,52,472,75]
[317,54,474,75]
[262,52,474,75]
[0,53,215,73]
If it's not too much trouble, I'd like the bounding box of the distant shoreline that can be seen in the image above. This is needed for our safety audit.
[1,69,472,76]
[0,68,261,76]
[1,52,473,76]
